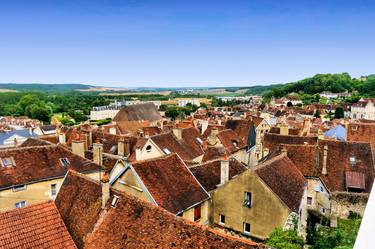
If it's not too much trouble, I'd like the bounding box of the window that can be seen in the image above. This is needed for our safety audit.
[321,207,326,214]
[194,204,201,221]
[59,158,70,167]
[162,148,171,155]
[219,214,225,225]
[349,156,356,165]
[244,192,252,207]
[15,201,26,209]
[352,125,358,131]
[307,196,313,206]
[146,145,152,152]
[1,157,14,167]
[12,185,26,192]
[51,184,57,196]
[232,140,238,148]
[243,222,251,235]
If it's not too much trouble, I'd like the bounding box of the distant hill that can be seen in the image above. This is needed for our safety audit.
[0,83,93,92]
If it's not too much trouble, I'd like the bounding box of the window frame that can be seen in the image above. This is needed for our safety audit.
[243,222,251,235]
[244,191,252,208]
[219,214,225,225]
[51,183,57,197]
[145,145,152,153]
[15,201,27,209]
[12,185,26,192]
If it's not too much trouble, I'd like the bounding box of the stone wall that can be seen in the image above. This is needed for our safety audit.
[331,192,369,219]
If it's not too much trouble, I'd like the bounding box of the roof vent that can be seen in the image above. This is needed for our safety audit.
[59,158,70,167]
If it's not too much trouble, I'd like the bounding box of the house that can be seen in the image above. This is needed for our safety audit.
[131,131,202,163]
[113,103,163,134]
[0,201,76,249]
[55,170,263,249]
[0,128,38,148]
[0,144,101,212]
[33,125,57,136]
[250,116,271,160]
[350,99,375,120]
[280,139,375,219]
[110,153,211,224]
[191,154,308,240]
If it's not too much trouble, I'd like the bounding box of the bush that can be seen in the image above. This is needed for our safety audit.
[267,228,305,249]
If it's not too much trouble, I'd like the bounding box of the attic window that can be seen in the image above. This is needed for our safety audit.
[163,148,171,155]
[196,137,203,145]
[146,145,152,152]
[59,158,70,167]
[232,140,238,148]
[1,157,15,167]
[111,195,120,207]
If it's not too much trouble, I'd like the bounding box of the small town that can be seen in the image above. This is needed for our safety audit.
[0,1,373,249]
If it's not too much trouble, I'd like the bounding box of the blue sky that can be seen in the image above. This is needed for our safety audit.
[0,0,374,87]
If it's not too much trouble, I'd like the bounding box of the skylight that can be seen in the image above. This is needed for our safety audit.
[1,157,15,167]
[196,137,203,144]
[59,158,70,167]
[163,148,171,155]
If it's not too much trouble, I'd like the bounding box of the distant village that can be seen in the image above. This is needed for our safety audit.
[0,93,374,248]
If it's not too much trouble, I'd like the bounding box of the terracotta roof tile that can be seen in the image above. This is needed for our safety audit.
[132,154,209,214]
[113,103,161,122]
[217,129,247,153]
[190,158,247,192]
[255,154,306,212]
[0,145,100,190]
[0,201,76,249]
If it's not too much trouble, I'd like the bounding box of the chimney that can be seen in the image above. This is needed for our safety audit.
[172,128,182,140]
[208,127,219,145]
[322,145,328,175]
[72,140,85,158]
[118,136,125,157]
[220,156,229,185]
[125,138,131,156]
[201,120,209,135]
[58,133,66,144]
[93,143,103,166]
[101,172,110,209]
[280,124,288,135]
[135,146,141,161]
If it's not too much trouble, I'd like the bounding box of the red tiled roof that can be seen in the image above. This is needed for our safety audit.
[190,158,247,192]
[113,103,162,122]
[0,145,100,190]
[255,154,306,212]
[58,170,263,249]
[263,132,318,152]
[0,201,76,249]
[55,170,102,248]
[151,132,196,161]
[225,119,251,144]
[181,127,204,158]
[19,137,52,147]
[132,154,209,214]
[202,146,228,162]
[217,129,247,153]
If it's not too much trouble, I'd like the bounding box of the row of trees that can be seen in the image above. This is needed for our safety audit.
[263,73,375,102]
[0,92,109,123]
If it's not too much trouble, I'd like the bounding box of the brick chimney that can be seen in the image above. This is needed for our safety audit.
[322,145,328,175]
[220,156,230,185]
[58,132,66,144]
[93,142,103,166]
[208,127,219,145]
[72,139,85,158]
[172,128,182,140]
[101,172,110,209]
[118,136,125,157]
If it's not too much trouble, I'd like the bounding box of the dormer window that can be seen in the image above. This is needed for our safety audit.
[59,158,70,167]
[146,145,152,152]
[1,157,15,167]
[163,148,171,155]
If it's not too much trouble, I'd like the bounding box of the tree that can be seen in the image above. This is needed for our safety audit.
[267,227,305,249]
[28,104,52,123]
[334,107,344,119]
[18,94,41,111]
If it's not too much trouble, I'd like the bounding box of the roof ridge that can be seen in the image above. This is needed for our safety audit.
[254,153,287,171]
[132,153,177,165]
